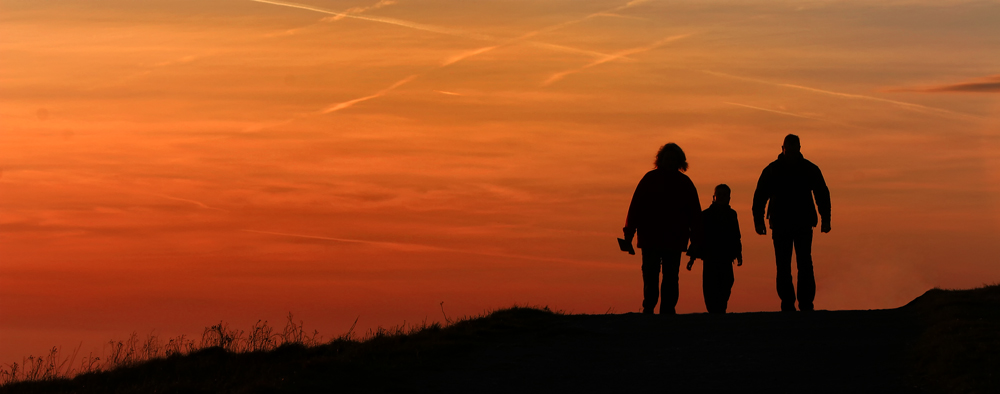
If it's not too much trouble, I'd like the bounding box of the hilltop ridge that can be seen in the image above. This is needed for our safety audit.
[3,285,998,393]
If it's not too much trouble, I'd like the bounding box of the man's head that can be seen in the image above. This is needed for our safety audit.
[782,134,801,155]
[655,143,689,172]
[714,184,731,205]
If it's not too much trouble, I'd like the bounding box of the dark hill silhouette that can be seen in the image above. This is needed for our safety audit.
[3,285,998,394]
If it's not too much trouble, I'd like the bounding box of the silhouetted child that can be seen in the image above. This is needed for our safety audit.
[687,184,743,313]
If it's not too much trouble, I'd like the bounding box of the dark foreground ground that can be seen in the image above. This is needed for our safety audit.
[3,285,998,394]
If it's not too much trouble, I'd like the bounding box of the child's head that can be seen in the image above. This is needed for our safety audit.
[714,184,731,205]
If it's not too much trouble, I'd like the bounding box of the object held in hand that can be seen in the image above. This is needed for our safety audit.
[617,238,635,255]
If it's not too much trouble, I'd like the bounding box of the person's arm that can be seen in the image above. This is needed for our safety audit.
[685,177,704,257]
[752,167,771,235]
[733,211,743,266]
[813,166,831,233]
[624,174,649,242]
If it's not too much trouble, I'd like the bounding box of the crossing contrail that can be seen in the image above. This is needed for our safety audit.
[543,34,691,86]
[321,0,396,21]
[246,0,666,130]
[251,0,493,40]
[266,0,397,36]
[251,0,636,60]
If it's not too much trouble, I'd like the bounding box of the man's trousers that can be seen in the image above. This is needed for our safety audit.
[772,228,815,311]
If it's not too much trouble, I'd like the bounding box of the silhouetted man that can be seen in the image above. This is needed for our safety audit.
[624,143,702,315]
[752,134,831,312]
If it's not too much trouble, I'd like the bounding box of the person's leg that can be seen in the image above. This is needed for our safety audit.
[660,252,681,314]
[641,248,662,314]
[703,260,724,313]
[772,230,797,311]
[702,260,715,312]
[721,260,734,313]
[794,229,815,311]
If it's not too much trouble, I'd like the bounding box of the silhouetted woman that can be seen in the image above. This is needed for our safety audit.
[623,143,702,314]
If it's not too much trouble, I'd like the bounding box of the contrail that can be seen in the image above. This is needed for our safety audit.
[526,41,637,59]
[146,192,228,212]
[724,102,865,129]
[246,0,661,131]
[543,34,691,86]
[592,12,648,20]
[243,229,629,269]
[724,102,827,121]
[243,229,441,252]
[521,0,649,38]
[441,46,500,66]
[321,0,396,21]
[265,0,398,36]
[245,72,416,130]
[320,74,418,114]
[435,0,654,67]
[251,0,634,61]
[703,70,981,120]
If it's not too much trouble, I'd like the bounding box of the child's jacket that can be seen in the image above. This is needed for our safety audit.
[691,202,742,262]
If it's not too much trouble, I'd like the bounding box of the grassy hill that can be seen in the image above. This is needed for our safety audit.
[2,285,997,393]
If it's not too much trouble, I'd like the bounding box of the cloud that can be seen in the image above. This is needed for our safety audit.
[885,75,1000,93]
[543,34,690,86]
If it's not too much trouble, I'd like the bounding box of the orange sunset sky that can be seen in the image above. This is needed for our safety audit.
[1,0,999,364]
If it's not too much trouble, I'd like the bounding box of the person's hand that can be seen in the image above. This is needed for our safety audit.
[736,253,743,267]
[821,222,831,233]
[686,256,695,271]
[755,223,767,235]
[623,227,636,242]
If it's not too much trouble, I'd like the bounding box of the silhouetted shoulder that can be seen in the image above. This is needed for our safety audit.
[801,158,822,171]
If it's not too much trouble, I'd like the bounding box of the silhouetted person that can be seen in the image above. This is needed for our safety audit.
[752,134,831,312]
[687,184,742,313]
[624,143,702,315]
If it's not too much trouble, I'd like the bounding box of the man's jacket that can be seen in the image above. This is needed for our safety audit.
[752,152,831,231]
[625,169,702,251]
